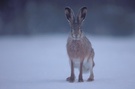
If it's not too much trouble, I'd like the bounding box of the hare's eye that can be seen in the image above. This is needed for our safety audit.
[79,29,82,33]
[71,30,74,33]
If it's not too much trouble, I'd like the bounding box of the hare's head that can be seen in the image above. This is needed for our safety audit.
[65,7,87,40]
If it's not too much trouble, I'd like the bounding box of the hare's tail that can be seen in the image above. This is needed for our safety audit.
[73,58,94,73]
[82,61,90,73]
[82,58,95,73]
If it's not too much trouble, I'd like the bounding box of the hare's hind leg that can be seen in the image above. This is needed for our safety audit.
[87,58,94,81]
[66,60,75,82]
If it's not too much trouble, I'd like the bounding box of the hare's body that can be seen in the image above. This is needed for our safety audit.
[67,34,94,72]
[67,35,93,60]
[65,7,95,82]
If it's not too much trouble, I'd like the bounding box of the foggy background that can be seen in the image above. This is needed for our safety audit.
[1,1,135,89]
[0,0,135,36]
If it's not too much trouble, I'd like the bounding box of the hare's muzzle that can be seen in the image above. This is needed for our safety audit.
[72,34,81,40]
[71,29,82,40]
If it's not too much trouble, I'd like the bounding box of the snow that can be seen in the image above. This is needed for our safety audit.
[0,34,135,89]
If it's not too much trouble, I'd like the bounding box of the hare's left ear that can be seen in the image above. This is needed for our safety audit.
[65,7,75,24]
[77,7,87,24]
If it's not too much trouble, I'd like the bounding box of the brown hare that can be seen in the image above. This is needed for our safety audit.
[65,7,95,82]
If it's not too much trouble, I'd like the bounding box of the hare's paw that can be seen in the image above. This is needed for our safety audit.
[66,76,75,82]
[78,78,84,82]
[78,75,84,82]
[87,77,94,82]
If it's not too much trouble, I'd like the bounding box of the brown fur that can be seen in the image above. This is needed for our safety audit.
[65,7,95,82]
[67,35,93,60]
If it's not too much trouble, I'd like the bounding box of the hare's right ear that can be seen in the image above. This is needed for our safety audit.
[65,7,75,24]
[77,7,87,24]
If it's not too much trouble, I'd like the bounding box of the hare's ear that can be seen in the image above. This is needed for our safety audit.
[77,7,87,24]
[65,7,75,24]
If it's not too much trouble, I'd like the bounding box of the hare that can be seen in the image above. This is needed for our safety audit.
[65,7,95,82]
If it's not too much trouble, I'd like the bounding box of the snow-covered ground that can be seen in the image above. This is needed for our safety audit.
[0,34,135,89]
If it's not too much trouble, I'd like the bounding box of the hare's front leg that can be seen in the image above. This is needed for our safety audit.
[66,60,75,82]
[78,61,84,82]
